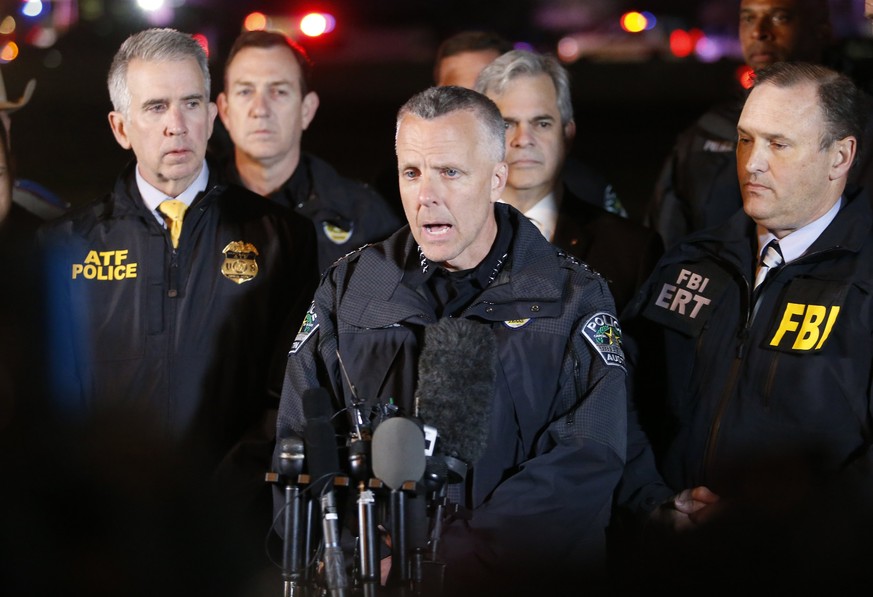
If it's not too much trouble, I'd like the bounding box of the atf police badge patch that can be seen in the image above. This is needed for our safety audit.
[323,222,353,245]
[582,312,625,370]
[290,302,319,354]
[221,241,259,284]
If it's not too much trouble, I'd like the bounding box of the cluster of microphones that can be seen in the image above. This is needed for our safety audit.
[268,318,497,597]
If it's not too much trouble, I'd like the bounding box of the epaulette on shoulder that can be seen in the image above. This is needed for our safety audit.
[556,249,584,268]
[330,242,372,268]
[556,249,609,281]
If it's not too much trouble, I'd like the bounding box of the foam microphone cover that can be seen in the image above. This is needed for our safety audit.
[416,318,497,465]
[278,435,306,478]
[372,417,426,490]
[302,388,341,491]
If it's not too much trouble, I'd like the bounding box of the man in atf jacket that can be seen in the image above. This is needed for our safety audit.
[40,160,318,467]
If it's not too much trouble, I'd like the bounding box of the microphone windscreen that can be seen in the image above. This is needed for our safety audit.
[302,388,341,490]
[416,318,496,465]
[371,417,426,490]
[278,435,305,478]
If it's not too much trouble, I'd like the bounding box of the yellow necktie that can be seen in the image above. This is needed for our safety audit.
[158,199,187,249]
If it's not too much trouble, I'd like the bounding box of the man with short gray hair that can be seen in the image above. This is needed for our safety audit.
[39,28,319,563]
[476,49,663,313]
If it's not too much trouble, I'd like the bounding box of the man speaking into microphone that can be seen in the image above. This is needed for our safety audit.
[273,85,628,595]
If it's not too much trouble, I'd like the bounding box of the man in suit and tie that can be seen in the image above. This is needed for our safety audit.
[475,49,663,313]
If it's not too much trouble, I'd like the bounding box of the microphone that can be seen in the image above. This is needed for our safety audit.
[372,417,426,491]
[278,435,306,480]
[277,434,306,595]
[416,317,497,470]
[372,417,427,589]
[302,388,348,597]
[415,318,497,571]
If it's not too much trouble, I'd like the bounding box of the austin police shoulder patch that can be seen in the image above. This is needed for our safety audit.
[290,302,319,354]
[323,221,353,245]
[582,311,625,370]
[221,241,259,284]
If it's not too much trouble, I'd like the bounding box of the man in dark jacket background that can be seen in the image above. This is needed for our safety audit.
[622,62,873,593]
[38,28,319,591]
[216,30,402,273]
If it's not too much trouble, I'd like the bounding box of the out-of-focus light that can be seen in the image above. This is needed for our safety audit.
[22,0,43,18]
[621,11,648,34]
[695,36,720,62]
[737,64,755,89]
[0,41,19,63]
[0,16,15,35]
[192,33,209,57]
[641,11,657,30]
[31,26,58,48]
[557,36,581,62]
[44,48,62,68]
[244,12,267,31]
[300,12,335,37]
[81,0,104,20]
[670,28,704,59]
[670,29,693,58]
[137,0,164,12]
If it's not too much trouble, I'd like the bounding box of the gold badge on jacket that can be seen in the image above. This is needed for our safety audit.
[323,221,353,245]
[221,241,259,284]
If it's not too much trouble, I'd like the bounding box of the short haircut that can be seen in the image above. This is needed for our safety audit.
[474,49,574,125]
[223,30,314,96]
[753,62,867,154]
[434,30,513,83]
[108,28,210,117]
[396,85,506,162]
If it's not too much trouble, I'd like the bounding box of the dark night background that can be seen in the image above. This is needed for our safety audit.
[0,0,868,222]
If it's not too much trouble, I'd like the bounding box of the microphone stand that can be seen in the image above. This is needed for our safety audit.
[282,483,305,597]
[356,480,379,597]
[387,482,417,594]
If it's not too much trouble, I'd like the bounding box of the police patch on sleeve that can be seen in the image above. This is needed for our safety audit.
[289,302,319,354]
[642,262,728,337]
[582,312,625,370]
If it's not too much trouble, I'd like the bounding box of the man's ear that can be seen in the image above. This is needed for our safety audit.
[216,92,230,129]
[301,91,320,131]
[563,119,576,153]
[108,111,132,150]
[490,161,508,202]
[830,135,857,181]
[206,101,218,140]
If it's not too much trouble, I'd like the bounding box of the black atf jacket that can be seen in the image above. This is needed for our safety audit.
[39,162,319,468]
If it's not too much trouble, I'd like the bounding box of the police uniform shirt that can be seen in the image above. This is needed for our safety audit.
[406,204,513,319]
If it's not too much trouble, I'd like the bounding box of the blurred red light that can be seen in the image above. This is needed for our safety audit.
[669,30,693,58]
[192,33,209,58]
[300,12,335,37]
[737,65,755,89]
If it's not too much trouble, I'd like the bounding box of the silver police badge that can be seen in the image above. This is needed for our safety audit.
[221,241,259,284]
